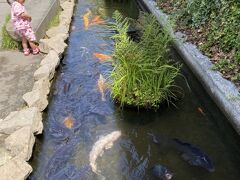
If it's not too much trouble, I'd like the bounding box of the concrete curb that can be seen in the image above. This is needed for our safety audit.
[0,0,75,179]
[138,0,240,134]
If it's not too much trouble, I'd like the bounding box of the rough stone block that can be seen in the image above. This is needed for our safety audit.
[61,0,75,12]
[5,126,35,161]
[23,90,48,112]
[39,34,68,54]
[34,64,56,81]
[0,146,12,167]
[46,23,70,38]
[40,50,60,68]
[0,156,32,180]
[0,107,43,135]
[33,77,51,95]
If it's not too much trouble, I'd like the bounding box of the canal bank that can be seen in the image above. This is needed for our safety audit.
[137,0,240,135]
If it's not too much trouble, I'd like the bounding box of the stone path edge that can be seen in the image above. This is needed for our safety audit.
[138,0,240,134]
[0,0,75,179]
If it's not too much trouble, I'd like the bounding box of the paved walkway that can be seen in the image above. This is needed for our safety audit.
[0,2,43,119]
[0,51,43,119]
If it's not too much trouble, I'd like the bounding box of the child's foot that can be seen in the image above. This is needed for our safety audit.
[23,48,30,56]
[32,47,40,55]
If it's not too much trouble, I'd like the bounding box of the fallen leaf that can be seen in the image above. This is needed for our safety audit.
[64,116,74,129]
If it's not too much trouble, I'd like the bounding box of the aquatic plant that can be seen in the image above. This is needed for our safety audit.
[109,11,181,109]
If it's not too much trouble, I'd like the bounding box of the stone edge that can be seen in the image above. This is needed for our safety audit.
[138,0,240,134]
[0,0,75,179]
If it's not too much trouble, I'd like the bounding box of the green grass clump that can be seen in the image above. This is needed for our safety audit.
[1,15,21,49]
[157,0,240,85]
[47,10,61,29]
[110,11,181,109]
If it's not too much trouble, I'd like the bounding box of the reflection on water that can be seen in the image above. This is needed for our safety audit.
[29,0,240,179]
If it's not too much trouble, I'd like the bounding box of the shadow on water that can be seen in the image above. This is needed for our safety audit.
[29,0,240,179]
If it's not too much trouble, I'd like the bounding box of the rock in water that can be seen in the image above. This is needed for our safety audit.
[151,165,173,180]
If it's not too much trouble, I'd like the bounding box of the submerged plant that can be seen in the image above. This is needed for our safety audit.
[109,11,181,109]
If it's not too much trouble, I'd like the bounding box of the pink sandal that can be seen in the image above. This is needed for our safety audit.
[23,48,30,56]
[32,47,40,55]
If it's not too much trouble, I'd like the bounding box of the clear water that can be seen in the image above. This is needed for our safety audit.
[29,0,240,179]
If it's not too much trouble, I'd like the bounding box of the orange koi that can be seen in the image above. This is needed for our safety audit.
[97,74,107,101]
[90,15,105,26]
[197,107,205,116]
[83,9,92,30]
[63,116,74,129]
[93,53,111,62]
[92,16,102,23]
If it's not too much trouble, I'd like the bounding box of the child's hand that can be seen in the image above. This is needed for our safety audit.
[20,13,32,21]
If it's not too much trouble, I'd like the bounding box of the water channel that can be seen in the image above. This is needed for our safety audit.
[29,0,240,179]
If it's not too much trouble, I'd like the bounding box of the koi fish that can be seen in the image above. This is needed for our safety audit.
[64,83,70,94]
[173,138,215,172]
[63,116,74,129]
[151,134,214,172]
[197,107,205,116]
[97,74,107,101]
[93,53,111,62]
[92,16,102,23]
[89,131,121,178]
[90,16,105,26]
[83,9,92,30]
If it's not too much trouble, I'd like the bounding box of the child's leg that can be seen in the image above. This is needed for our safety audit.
[26,27,39,54]
[29,41,37,49]
[22,37,30,56]
[29,41,40,55]
[22,37,28,50]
